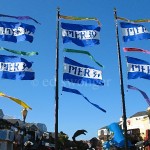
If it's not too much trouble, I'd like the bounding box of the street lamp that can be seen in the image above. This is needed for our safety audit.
[22,108,28,123]
[21,108,28,150]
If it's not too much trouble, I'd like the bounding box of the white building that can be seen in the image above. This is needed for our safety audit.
[98,109,150,142]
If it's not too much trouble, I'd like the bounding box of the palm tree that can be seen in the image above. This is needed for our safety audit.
[71,129,88,150]
[72,129,87,141]
[58,131,69,149]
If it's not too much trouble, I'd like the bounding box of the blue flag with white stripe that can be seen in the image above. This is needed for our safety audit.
[63,57,104,85]
[120,22,150,42]
[127,56,150,80]
[61,23,100,47]
[0,21,35,43]
[62,87,106,113]
[0,55,34,80]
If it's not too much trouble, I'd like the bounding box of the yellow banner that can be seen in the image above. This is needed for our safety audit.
[59,14,101,26]
[0,92,32,110]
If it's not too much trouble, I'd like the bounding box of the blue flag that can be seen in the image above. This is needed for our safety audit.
[0,55,34,80]
[127,85,150,106]
[127,56,150,80]
[61,22,100,47]
[120,22,150,42]
[62,87,106,113]
[0,21,35,43]
[107,123,125,148]
[63,57,104,85]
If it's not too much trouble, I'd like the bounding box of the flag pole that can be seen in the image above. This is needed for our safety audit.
[114,8,128,150]
[55,7,60,150]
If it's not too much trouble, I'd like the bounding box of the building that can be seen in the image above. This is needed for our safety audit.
[98,126,108,142]
[0,110,15,150]
[0,109,4,118]
[98,108,150,149]
[125,111,149,139]
[0,109,49,150]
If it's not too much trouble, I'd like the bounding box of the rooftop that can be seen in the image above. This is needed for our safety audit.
[130,111,147,118]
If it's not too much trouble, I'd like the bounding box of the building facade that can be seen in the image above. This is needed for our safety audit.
[98,109,150,149]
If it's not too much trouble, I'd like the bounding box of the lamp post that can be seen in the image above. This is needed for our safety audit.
[21,108,28,150]
[22,108,28,123]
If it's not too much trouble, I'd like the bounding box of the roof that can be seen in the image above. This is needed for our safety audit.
[99,126,108,130]
[6,119,23,124]
[130,111,147,118]
[99,121,120,130]
[26,123,39,131]
[0,118,13,126]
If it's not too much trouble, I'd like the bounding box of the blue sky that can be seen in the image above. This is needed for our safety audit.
[1,0,150,140]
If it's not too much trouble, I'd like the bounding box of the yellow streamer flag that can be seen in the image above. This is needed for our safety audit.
[59,14,101,26]
[0,92,32,110]
[117,16,150,23]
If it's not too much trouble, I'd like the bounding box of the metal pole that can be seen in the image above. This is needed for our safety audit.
[113,8,128,150]
[21,108,28,150]
[55,7,60,150]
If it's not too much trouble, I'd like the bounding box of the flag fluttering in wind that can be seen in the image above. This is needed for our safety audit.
[0,55,34,80]
[62,87,106,113]
[61,22,100,47]
[120,22,150,42]
[63,57,104,85]
[123,47,150,54]
[0,14,40,24]
[59,14,101,26]
[0,21,35,43]
[0,92,32,109]
[0,47,38,56]
[126,56,150,80]
[64,48,103,68]
[127,85,150,106]
[117,16,150,23]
